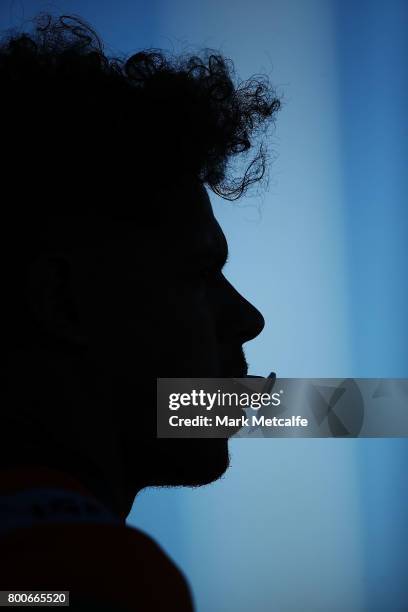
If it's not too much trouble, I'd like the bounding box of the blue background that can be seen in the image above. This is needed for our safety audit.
[2,1,407,610]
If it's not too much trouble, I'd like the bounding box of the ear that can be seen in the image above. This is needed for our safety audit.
[26,252,88,347]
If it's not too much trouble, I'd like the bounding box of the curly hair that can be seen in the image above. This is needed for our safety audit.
[1,14,280,206]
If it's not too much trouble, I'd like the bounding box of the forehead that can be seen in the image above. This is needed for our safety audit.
[158,182,228,261]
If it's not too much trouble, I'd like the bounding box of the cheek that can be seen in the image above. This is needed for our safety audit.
[75,266,140,368]
[77,263,221,377]
[155,286,221,376]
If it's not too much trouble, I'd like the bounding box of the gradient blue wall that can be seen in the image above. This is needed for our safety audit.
[336,2,408,610]
[1,1,407,610]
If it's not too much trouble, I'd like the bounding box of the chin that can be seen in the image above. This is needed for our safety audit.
[154,438,230,487]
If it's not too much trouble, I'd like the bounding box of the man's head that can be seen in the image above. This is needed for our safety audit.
[0,15,280,513]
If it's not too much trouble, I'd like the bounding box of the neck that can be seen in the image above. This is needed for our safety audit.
[0,429,133,519]
[0,348,138,519]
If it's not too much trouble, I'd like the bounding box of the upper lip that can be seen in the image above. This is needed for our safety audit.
[225,365,247,378]
[219,349,248,378]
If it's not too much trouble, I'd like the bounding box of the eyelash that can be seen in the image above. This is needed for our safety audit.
[198,268,212,281]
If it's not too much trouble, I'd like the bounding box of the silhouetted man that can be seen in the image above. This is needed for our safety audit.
[0,14,280,610]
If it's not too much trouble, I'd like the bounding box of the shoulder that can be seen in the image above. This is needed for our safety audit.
[0,522,194,611]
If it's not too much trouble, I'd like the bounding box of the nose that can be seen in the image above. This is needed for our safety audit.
[217,276,265,344]
[237,294,265,344]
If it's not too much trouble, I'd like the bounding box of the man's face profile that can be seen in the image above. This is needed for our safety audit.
[60,180,265,491]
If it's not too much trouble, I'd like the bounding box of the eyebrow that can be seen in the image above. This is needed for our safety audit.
[193,231,229,270]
